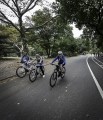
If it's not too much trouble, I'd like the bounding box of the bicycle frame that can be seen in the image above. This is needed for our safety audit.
[51,64,61,74]
[16,61,36,78]
[29,64,44,82]
[52,64,66,78]
[35,66,41,75]
[20,61,36,70]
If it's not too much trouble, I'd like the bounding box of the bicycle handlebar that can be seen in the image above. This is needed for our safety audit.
[50,63,59,66]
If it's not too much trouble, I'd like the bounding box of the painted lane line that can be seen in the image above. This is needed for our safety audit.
[86,57,103,100]
[92,57,103,69]
[94,57,103,65]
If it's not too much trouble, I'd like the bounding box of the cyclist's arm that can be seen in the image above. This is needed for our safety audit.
[39,57,43,64]
[32,58,36,61]
[51,56,58,64]
[63,55,66,65]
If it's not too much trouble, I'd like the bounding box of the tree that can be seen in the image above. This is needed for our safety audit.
[30,7,74,57]
[56,0,103,47]
[0,24,17,57]
[0,0,42,53]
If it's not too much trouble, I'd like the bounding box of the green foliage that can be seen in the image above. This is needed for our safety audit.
[56,0,103,47]
[0,24,18,57]
[0,0,42,53]
[28,5,91,57]
[28,7,76,57]
[75,38,91,54]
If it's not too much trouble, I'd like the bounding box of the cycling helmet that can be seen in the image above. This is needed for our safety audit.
[58,51,63,55]
[36,54,40,57]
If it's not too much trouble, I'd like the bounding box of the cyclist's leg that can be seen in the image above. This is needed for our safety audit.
[61,63,65,71]
[35,66,39,75]
[62,63,64,70]
[59,64,65,76]
[61,64,66,78]
[40,66,44,75]
[57,64,61,77]
[59,64,63,72]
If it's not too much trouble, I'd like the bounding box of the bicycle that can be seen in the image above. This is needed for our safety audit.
[50,64,66,87]
[29,64,45,82]
[16,61,36,78]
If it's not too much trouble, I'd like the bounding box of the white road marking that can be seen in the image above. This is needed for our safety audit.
[94,57,103,65]
[86,57,103,100]
[92,57,103,69]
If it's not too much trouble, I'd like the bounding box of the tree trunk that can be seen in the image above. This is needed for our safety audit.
[46,48,51,58]
[19,17,28,54]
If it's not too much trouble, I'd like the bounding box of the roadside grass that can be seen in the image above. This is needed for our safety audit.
[0,57,20,61]
[0,57,52,64]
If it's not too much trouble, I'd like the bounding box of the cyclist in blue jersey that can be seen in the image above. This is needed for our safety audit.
[21,52,29,64]
[50,51,66,76]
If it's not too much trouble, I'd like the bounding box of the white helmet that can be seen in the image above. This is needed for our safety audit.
[58,51,63,55]
[36,54,40,57]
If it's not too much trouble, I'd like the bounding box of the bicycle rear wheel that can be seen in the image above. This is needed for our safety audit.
[50,72,57,87]
[16,66,27,78]
[29,69,37,82]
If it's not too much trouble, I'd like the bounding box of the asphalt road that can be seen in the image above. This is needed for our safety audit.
[0,55,103,120]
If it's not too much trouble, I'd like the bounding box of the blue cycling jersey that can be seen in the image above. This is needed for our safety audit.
[51,55,66,65]
[21,55,29,63]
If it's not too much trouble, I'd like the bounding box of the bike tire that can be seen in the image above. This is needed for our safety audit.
[16,66,27,78]
[29,69,37,82]
[50,72,57,87]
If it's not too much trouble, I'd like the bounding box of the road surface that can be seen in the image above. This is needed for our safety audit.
[0,54,103,120]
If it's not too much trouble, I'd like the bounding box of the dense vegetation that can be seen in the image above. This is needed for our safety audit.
[0,0,102,57]
[56,0,103,51]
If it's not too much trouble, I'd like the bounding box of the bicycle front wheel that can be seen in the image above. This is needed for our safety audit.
[29,69,37,82]
[50,72,57,87]
[16,66,27,78]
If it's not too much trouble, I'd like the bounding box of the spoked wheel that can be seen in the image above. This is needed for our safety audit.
[29,69,37,82]
[61,67,66,78]
[50,72,57,87]
[16,66,27,78]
